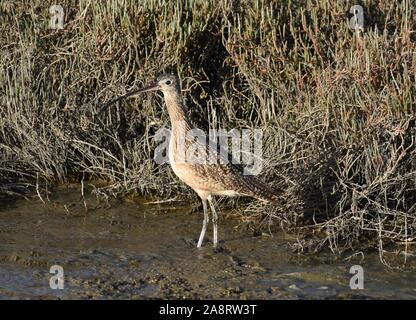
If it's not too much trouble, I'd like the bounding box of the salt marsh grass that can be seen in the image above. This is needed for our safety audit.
[0,0,415,261]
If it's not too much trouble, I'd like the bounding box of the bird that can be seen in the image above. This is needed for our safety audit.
[102,74,281,248]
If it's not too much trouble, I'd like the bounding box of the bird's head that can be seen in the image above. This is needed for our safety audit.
[100,74,180,112]
[130,74,180,95]
[154,74,180,94]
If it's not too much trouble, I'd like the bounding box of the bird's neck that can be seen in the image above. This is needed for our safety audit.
[164,90,193,164]
[163,90,192,132]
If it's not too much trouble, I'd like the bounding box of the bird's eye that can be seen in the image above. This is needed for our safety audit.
[165,80,171,85]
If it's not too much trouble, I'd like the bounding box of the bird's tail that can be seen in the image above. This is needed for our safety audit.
[242,175,282,204]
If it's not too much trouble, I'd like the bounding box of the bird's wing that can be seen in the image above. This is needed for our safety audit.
[185,138,281,203]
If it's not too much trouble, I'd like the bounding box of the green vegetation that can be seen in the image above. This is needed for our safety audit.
[0,0,415,262]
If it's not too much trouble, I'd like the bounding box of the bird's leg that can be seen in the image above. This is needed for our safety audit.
[197,198,209,248]
[208,196,218,248]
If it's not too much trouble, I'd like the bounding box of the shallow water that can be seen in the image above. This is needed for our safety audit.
[0,185,415,299]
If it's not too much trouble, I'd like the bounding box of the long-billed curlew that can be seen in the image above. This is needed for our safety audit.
[102,74,281,248]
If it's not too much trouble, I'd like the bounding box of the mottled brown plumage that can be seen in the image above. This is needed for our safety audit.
[105,74,281,248]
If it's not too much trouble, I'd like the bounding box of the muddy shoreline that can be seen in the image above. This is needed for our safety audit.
[0,186,415,299]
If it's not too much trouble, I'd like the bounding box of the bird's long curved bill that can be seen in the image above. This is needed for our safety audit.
[98,82,159,115]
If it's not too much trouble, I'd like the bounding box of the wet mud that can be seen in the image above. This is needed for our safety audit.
[0,186,415,299]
